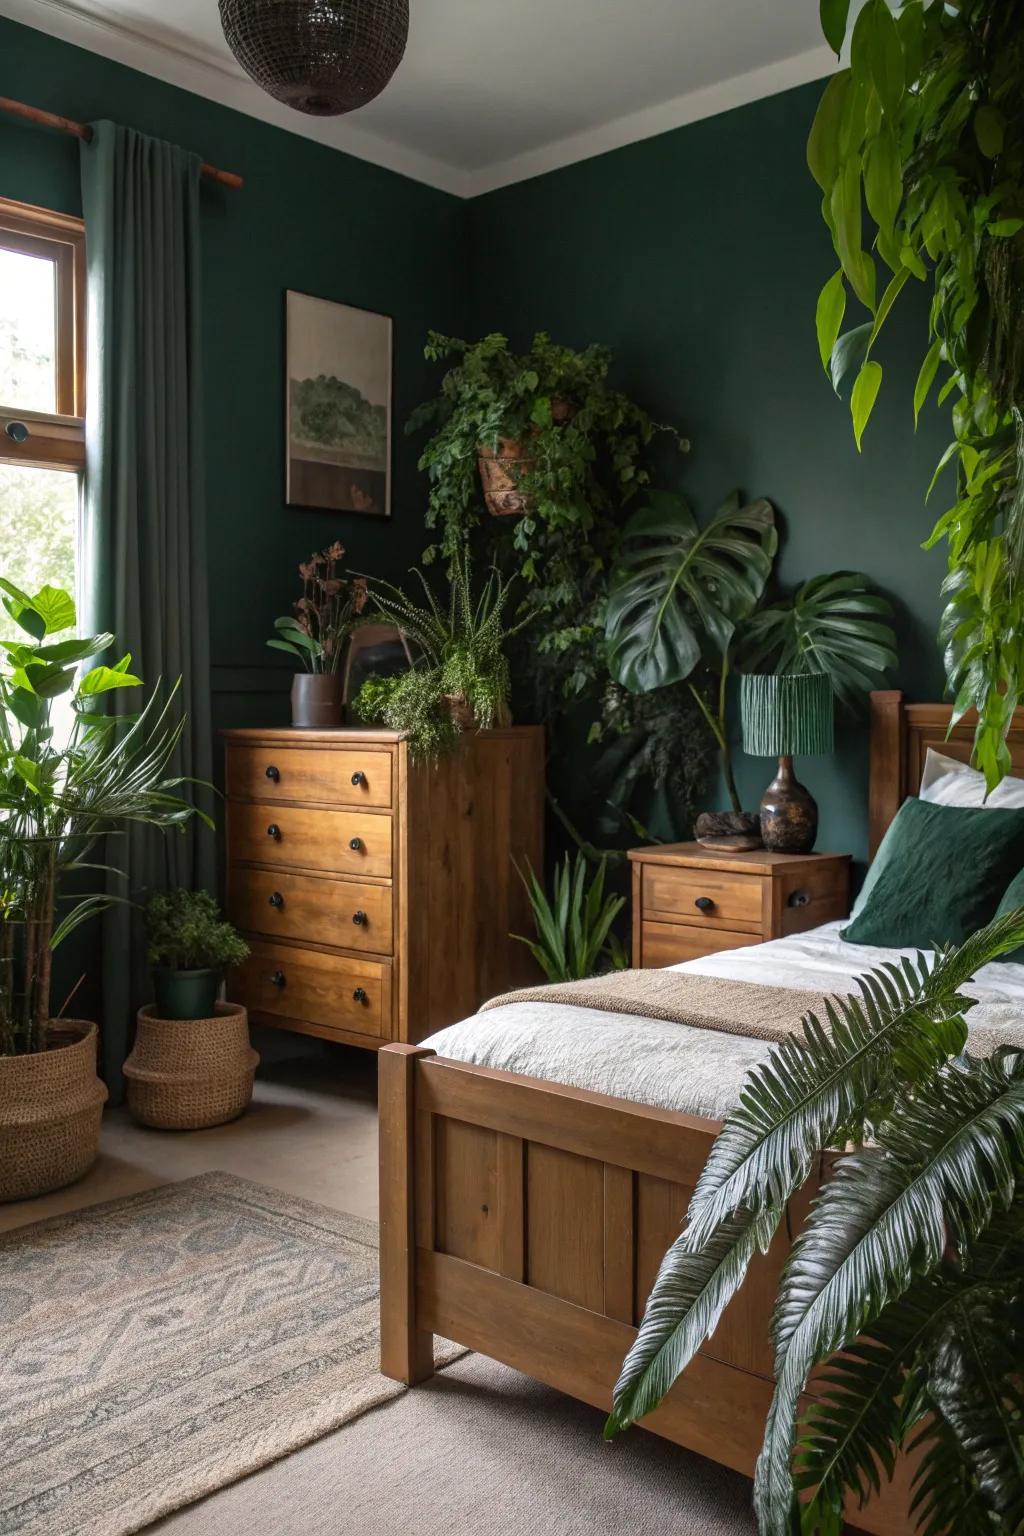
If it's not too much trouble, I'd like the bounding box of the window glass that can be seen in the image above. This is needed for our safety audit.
[0,463,78,644]
[0,246,58,413]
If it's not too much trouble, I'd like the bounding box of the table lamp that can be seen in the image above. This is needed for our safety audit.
[740,673,834,853]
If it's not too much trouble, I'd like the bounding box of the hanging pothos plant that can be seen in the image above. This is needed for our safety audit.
[810,0,1024,789]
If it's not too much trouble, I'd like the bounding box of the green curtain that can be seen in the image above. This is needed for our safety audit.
[80,121,215,1097]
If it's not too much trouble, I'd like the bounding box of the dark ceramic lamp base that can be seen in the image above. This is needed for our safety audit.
[759,755,818,854]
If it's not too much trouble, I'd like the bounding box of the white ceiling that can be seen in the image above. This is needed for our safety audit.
[0,0,836,196]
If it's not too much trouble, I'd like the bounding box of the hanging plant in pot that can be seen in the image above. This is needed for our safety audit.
[0,576,208,1201]
[124,889,256,1131]
[268,541,369,728]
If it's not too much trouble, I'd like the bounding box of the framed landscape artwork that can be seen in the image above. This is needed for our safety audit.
[285,291,392,517]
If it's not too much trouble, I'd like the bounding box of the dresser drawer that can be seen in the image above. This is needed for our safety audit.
[228,803,392,878]
[642,864,762,933]
[640,921,758,968]
[229,868,393,955]
[225,743,392,809]
[235,941,390,1039]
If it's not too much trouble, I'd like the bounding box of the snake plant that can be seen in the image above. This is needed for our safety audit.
[606,910,1024,1536]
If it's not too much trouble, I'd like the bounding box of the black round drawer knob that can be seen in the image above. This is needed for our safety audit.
[352,910,367,926]
[352,987,368,1004]
[270,970,286,988]
[265,764,280,782]
[695,897,715,913]
[267,823,281,840]
[349,836,362,851]
[268,891,284,909]
[351,771,366,786]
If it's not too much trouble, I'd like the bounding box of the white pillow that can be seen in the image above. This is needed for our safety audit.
[919,748,1024,809]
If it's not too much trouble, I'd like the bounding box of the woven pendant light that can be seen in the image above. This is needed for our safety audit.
[219,0,410,117]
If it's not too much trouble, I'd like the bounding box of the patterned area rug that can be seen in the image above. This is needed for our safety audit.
[0,1172,454,1536]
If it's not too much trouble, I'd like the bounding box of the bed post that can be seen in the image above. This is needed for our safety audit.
[379,1044,436,1384]
[868,690,904,860]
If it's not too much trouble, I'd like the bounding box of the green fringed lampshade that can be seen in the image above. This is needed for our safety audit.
[741,673,834,757]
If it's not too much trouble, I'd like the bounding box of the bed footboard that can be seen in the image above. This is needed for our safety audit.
[378,1044,913,1536]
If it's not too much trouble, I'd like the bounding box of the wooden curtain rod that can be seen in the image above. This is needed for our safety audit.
[0,96,244,190]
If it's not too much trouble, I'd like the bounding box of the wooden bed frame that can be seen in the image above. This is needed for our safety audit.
[379,692,1024,1535]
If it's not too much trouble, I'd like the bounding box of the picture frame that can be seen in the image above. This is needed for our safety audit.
[285,290,393,517]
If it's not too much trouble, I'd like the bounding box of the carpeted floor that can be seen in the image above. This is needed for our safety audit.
[150,1351,758,1536]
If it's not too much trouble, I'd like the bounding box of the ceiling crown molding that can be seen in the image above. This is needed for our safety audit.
[1,0,836,200]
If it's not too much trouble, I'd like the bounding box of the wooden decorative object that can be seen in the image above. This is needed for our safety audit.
[627,842,850,968]
[222,726,544,1049]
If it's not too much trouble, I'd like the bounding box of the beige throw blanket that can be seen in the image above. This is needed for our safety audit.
[481,970,832,1045]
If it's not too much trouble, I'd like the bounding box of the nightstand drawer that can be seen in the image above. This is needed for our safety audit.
[642,865,762,932]
[229,868,393,955]
[226,743,393,808]
[641,921,757,968]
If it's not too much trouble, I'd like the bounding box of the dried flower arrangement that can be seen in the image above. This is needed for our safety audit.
[267,541,369,675]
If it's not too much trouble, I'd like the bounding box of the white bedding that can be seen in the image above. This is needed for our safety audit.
[421,921,1024,1120]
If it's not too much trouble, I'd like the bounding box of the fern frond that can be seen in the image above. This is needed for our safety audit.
[755,1049,1024,1536]
[908,1413,994,1536]
[605,1207,780,1436]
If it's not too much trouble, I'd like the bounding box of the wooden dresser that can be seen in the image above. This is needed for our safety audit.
[222,726,544,1049]
[628,841,850,967]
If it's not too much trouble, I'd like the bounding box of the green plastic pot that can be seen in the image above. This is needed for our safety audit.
[151,967,223,1021]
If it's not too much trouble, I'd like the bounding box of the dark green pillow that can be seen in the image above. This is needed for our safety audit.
[842,798,1024,950]
[992,867,1024,963]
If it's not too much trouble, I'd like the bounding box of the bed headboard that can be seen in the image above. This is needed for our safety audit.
[869,690,1024,857]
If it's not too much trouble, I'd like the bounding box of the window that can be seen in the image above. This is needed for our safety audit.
[0,198,85,649]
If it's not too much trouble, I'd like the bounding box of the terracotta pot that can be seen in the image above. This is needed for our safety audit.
[444,693,478,731]
[124,1003,259,1131]
[0,1021,108,1202]
[476,399,576,517]
[291,671,344,729]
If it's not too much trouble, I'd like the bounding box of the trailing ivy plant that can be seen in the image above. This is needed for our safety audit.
[407,330,683,714]
[607,908,1024,1536]
[810,0,1024,789]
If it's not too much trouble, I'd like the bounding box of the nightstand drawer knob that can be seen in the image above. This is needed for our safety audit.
[267,823,281,840]
[353,987,368,1004]
[351,770,366,786]
[349,836,362,851]
[352,910,367,926]
[269,891,284,909]
[788,889,811,908]
[265,764,280,782]
[694,897,715,913]
[270,970,286,988]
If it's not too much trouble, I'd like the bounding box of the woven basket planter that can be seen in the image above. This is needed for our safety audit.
[124,1003,259,1131]
[0,1021,108,1202]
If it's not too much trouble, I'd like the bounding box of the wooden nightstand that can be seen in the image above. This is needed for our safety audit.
[628,842,851,968]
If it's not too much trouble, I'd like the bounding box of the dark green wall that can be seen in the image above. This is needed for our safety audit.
[0,15,466,737]
[0,20,952,878]
[466,81,950,872]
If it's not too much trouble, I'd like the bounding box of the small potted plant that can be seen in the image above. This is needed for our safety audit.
[124,890,257,1131]
[144,889,249,1020]
[267,541,369,728]
[354,548,529,760]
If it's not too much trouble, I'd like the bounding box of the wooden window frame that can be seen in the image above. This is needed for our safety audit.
[0,198,85,473]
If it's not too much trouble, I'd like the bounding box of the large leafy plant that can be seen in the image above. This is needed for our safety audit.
[144,889,249,973]
[0,579,206,1056]
[605,493,897,811]
[354,549,529,761]
[606,909,1024,1535]
[810,0,1024,790]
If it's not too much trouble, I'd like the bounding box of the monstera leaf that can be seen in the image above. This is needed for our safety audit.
[739,570,896,710]
[606,491,777,694]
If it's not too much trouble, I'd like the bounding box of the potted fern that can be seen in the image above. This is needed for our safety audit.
[606,909,1024,1535]
[0,577,206,1200]
[354,549,530,760]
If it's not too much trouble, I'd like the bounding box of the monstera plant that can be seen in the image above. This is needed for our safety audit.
[604,493,897,814]
[809,0,1024,791]
[606,908,1024,1536]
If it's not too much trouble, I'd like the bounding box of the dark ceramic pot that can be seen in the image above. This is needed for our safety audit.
[291,672,344,729]
[151,967,223,1021]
